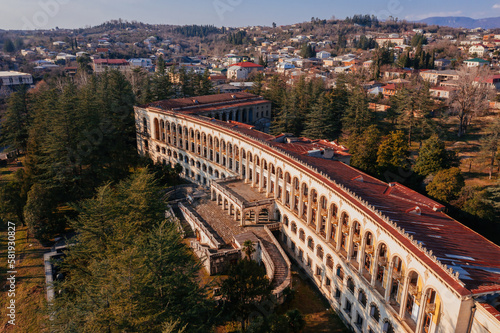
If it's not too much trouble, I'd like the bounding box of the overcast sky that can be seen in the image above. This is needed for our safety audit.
[3,0,500,30]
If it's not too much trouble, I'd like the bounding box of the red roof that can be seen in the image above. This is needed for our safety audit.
[142,93,500,296]
[230,61,263,68]
[96,48,109,53]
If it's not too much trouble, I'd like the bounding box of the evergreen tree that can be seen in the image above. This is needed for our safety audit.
[3,38,15,53]
[376,130,410,173]
[49,171,217,332]
[303,94,335,140]
[342,87,373,136]
[220,257,272,331]
[0,86,30,154]
[151,56,172,100]
[348,125,382,175]
[426,167,465,203]
[413,135,458,177]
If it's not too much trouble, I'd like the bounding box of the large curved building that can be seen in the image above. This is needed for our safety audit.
[135,92,500,333]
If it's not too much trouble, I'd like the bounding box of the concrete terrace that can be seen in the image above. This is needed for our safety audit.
[191,197,246,244]
[220,179,268,203]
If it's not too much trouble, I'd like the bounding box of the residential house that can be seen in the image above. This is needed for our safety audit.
[420,70,458,85]
[0,71,33,87]
[469,44,489,57]
[128,58,153,70]
[464,58,490,67]
[375,37,405,46]
[227,62,263,80]
[92,59,130,74]
[316,51,331,59]
[429,86,456,100]
[434,58,452,69]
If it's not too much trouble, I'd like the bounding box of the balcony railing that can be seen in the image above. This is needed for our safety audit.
[365,245,374,254]
[342,224,349,234]
[425,303,436,314]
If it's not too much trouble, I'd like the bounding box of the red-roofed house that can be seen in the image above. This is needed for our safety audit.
[227,62,264,80]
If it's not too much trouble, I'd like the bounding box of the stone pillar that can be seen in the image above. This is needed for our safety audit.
[252,160,257,187]
[371,248,379,286]
[415,289,429,333]
[335,222,343,252]
[306,191,313,225]
[298,186,304,217]
[267,168,272,196]
[399,276,411,319]
[325,208,333,242]
[245,155,250,183]
[274,172,279,200]
[258,164,264,192]
[385,262,394,301]
[346,228,354,261]
[358,236,366,275]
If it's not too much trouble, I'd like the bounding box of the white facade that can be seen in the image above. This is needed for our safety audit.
[134,97,500,333]
[0,71,33,86]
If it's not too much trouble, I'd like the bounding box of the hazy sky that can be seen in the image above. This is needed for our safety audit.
[3,0,500,30]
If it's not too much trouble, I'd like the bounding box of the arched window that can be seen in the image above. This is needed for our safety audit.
[358,289,367,307]
[382,319,394,333]
[154,118,160,140]
[283,215,289,227]
[326,255,334,270]
[143,117,148,133]
[307,237,314,250]
[347,277,355,293]
[336,266,344,280]
[316,245,324,259]
[369,304,380,322]
[299,229,305,241]
[291,222,297,234]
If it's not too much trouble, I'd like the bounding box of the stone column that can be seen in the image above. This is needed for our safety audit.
[415,289,429,333]
[335,222,343,252]
[306,192,313,225]
[252,160,257,187]
[371,248,379,286]
[358,236,366,275]
[258,164,264,192]
[385,262,394,301]
[274,172,279,200]
[325,208,333,242]
[267,168,272,196]
[298,186,304,217]
[399,276,411,319]
[245,155,250,183]
[346,228,354,261]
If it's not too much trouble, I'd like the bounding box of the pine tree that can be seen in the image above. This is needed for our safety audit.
[413,135,458,176]
[376,130,410,173]
[303,94,335,140]
[49,171,217,332]
[348,125,382,175]
[342,87,373,136]
[0,86,30,154]
[426,167,465,203]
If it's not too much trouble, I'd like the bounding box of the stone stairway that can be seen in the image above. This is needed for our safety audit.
[254,228,289,289]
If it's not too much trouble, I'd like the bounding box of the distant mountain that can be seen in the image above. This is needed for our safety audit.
[417,16,500,29]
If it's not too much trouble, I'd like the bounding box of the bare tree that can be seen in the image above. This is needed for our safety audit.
[448,65,495,137]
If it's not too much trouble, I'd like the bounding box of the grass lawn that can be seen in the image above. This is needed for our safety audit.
[0,225,49,332]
